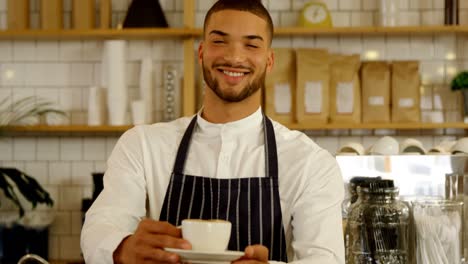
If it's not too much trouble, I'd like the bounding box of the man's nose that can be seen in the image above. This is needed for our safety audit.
[223,44,246,63]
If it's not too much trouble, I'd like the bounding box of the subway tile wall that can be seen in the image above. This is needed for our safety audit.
[0,0,467,261]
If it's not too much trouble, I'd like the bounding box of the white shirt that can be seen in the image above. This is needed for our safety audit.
[81,108,345,264]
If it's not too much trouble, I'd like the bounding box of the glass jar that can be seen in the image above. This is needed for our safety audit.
[343,177,383,215]
[347,180,410,264]
[412,199,464,264]
[343,177,383,249]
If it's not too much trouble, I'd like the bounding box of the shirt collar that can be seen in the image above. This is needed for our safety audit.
[195,107,263,138]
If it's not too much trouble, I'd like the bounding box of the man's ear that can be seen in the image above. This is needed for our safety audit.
[198,41,204,66]
[266,49,274,74]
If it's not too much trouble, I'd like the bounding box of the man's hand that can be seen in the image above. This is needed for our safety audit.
[232,245,269,264]
[113,219,191,264]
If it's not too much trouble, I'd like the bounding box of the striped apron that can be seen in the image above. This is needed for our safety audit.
[160,115,288,262]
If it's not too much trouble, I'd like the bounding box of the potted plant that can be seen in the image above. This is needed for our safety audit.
[450,71,468,123]
[0,96,65,262]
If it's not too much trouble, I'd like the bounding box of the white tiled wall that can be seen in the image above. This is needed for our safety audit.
[0,0,468,261]
[193,0,468,27]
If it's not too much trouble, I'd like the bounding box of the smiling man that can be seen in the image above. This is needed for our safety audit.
[201,12,270,103]
[81,0,345,263]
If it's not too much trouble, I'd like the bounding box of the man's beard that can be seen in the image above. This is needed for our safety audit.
[202,60,266,103]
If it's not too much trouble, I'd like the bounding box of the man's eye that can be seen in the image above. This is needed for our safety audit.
[213,40,225,44]
[247,44,258,48]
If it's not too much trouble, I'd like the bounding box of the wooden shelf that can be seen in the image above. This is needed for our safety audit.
[2,122,467,136]
[50,260,84,264]
[1,125,132,135]
[191,25,466,37]
[0,25,465,41]
[0,28,199,40]
[274,25,465,36]
[287,122,468,130]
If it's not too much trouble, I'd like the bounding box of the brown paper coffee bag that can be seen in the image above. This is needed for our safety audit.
[40,0,63,30]
[265,48,296,125]
[72,0,95,29]
[329,54,361,124]
[7,0,29,30]
[361,61,391,123]
[392,61,421,123]
[296,49,330,125]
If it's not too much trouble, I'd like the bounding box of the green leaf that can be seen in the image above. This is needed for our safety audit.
[451,71,468,91]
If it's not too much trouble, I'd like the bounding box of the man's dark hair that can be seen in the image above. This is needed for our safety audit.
[203,0,274,45]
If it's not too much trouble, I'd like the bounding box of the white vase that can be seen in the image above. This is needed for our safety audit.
[378,0,399,26]
[87,86,107,126]
[139,58,154,124]
[104,40,128,126]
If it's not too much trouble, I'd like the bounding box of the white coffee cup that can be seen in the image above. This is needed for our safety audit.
[400,138,426,155]
[369,136,399,155]
[428,140,456,154]
[451,138,468,155]
[337,142,365,156]
[181,219,231,252]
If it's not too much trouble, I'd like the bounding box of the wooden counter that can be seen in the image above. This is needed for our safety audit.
[50,261,84,264]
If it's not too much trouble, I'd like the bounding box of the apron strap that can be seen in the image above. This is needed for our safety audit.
[173,114,278,180]
[263,116,278,180]
[172,116,197,174]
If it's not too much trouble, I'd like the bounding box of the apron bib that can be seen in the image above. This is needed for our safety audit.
[160,115,287,262]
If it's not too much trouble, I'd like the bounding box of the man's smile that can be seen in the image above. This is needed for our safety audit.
[214,66,252,85]
[222,70,246,77]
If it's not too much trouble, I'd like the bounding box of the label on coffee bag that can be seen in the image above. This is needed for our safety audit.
[274,83,292,114]
[369,96,384,106]
[305,81,322,113]
[398,98,414,108]
[336,82,354,114]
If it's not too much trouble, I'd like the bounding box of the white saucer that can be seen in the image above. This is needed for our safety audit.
[165,248,244,264]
